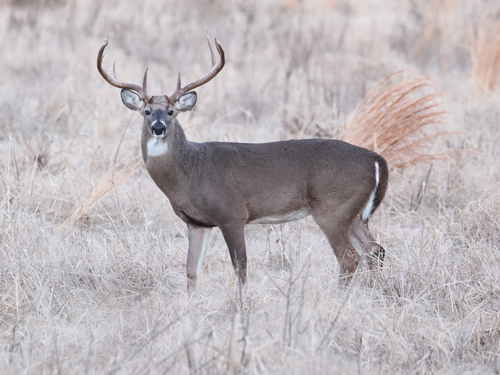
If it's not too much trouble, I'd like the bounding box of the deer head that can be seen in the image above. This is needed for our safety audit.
[97,37,224,143]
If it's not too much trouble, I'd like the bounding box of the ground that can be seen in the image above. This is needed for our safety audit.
[1,0,499,373]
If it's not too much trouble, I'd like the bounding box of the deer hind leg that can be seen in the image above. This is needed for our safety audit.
[186,225,212,294]
[349,217,385,270]
[312,213,361,285]
[219,223,248,285]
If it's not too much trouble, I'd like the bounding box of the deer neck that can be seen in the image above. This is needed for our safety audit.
[141,120,193,194]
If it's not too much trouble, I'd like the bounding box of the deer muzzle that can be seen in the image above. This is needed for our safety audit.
[151,121,166,136]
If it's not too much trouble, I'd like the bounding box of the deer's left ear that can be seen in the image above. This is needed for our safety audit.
[175,92,197,112]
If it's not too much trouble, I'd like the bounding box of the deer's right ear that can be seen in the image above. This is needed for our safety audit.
[120,89,144,112]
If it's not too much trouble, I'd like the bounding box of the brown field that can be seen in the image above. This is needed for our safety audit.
[1,0,500,373]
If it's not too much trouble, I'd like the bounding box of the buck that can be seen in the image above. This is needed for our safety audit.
[97,37,388,293]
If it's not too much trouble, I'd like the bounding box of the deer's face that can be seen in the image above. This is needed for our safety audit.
[120,89,197,139]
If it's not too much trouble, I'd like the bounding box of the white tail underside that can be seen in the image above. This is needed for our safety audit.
[361,161,380,221]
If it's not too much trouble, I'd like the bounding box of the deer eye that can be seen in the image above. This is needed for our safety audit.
[144,109,151,116]
[167,110,174,116]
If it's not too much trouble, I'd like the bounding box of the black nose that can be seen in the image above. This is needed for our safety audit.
[151,123,166,135]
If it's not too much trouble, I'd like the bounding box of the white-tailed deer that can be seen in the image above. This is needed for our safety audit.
[97,37,388,293]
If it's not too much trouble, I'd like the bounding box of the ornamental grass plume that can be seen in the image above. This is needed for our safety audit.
[342,72,448,169]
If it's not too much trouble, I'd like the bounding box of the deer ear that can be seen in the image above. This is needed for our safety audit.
[120,89,144,111]
[175,92,197,112]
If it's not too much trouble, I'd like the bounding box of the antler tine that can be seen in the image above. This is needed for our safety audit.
[97,38,148,99]
[207,34,216,66]
[176,71,182,92]
[168,36,225,103]
[142,68,149,100]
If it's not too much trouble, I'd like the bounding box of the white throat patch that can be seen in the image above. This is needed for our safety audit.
[147,137,168,157]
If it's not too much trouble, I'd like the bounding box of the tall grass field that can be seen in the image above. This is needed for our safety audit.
[1,0,499,373]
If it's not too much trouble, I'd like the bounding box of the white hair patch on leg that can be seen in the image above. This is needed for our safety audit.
[349,233,363,255]
[362,161,380,221]
[197,228,211,272]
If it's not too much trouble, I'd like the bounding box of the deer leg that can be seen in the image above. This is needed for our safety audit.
[349,218,385,269]
[186,225,212,294]
[219,223,247,285]
[361,220,385,266]
[313,214,361,285]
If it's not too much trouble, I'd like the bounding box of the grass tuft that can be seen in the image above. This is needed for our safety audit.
[342,72,449,169]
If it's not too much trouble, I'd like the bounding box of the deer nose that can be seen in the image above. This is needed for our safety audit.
[151,122,166,136]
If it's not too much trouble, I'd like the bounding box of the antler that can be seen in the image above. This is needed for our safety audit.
[168,35,225,103]
[97,38,149,100]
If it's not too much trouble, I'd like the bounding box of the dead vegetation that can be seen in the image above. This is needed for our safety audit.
[61,154,142,228]
[1,0,499,374]
[472,20,500,92]
[342,72,449,168]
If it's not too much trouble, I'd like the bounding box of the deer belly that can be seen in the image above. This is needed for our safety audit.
[248,208,309,224]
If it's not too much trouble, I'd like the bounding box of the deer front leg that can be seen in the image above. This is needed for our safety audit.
[186,225,212,294]
[219,223,247,285]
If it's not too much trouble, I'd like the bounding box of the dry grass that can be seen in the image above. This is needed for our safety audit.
[472,21,500,92]
[61,153,143,228]
[1,0,500,374]
[342,72,449,168]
